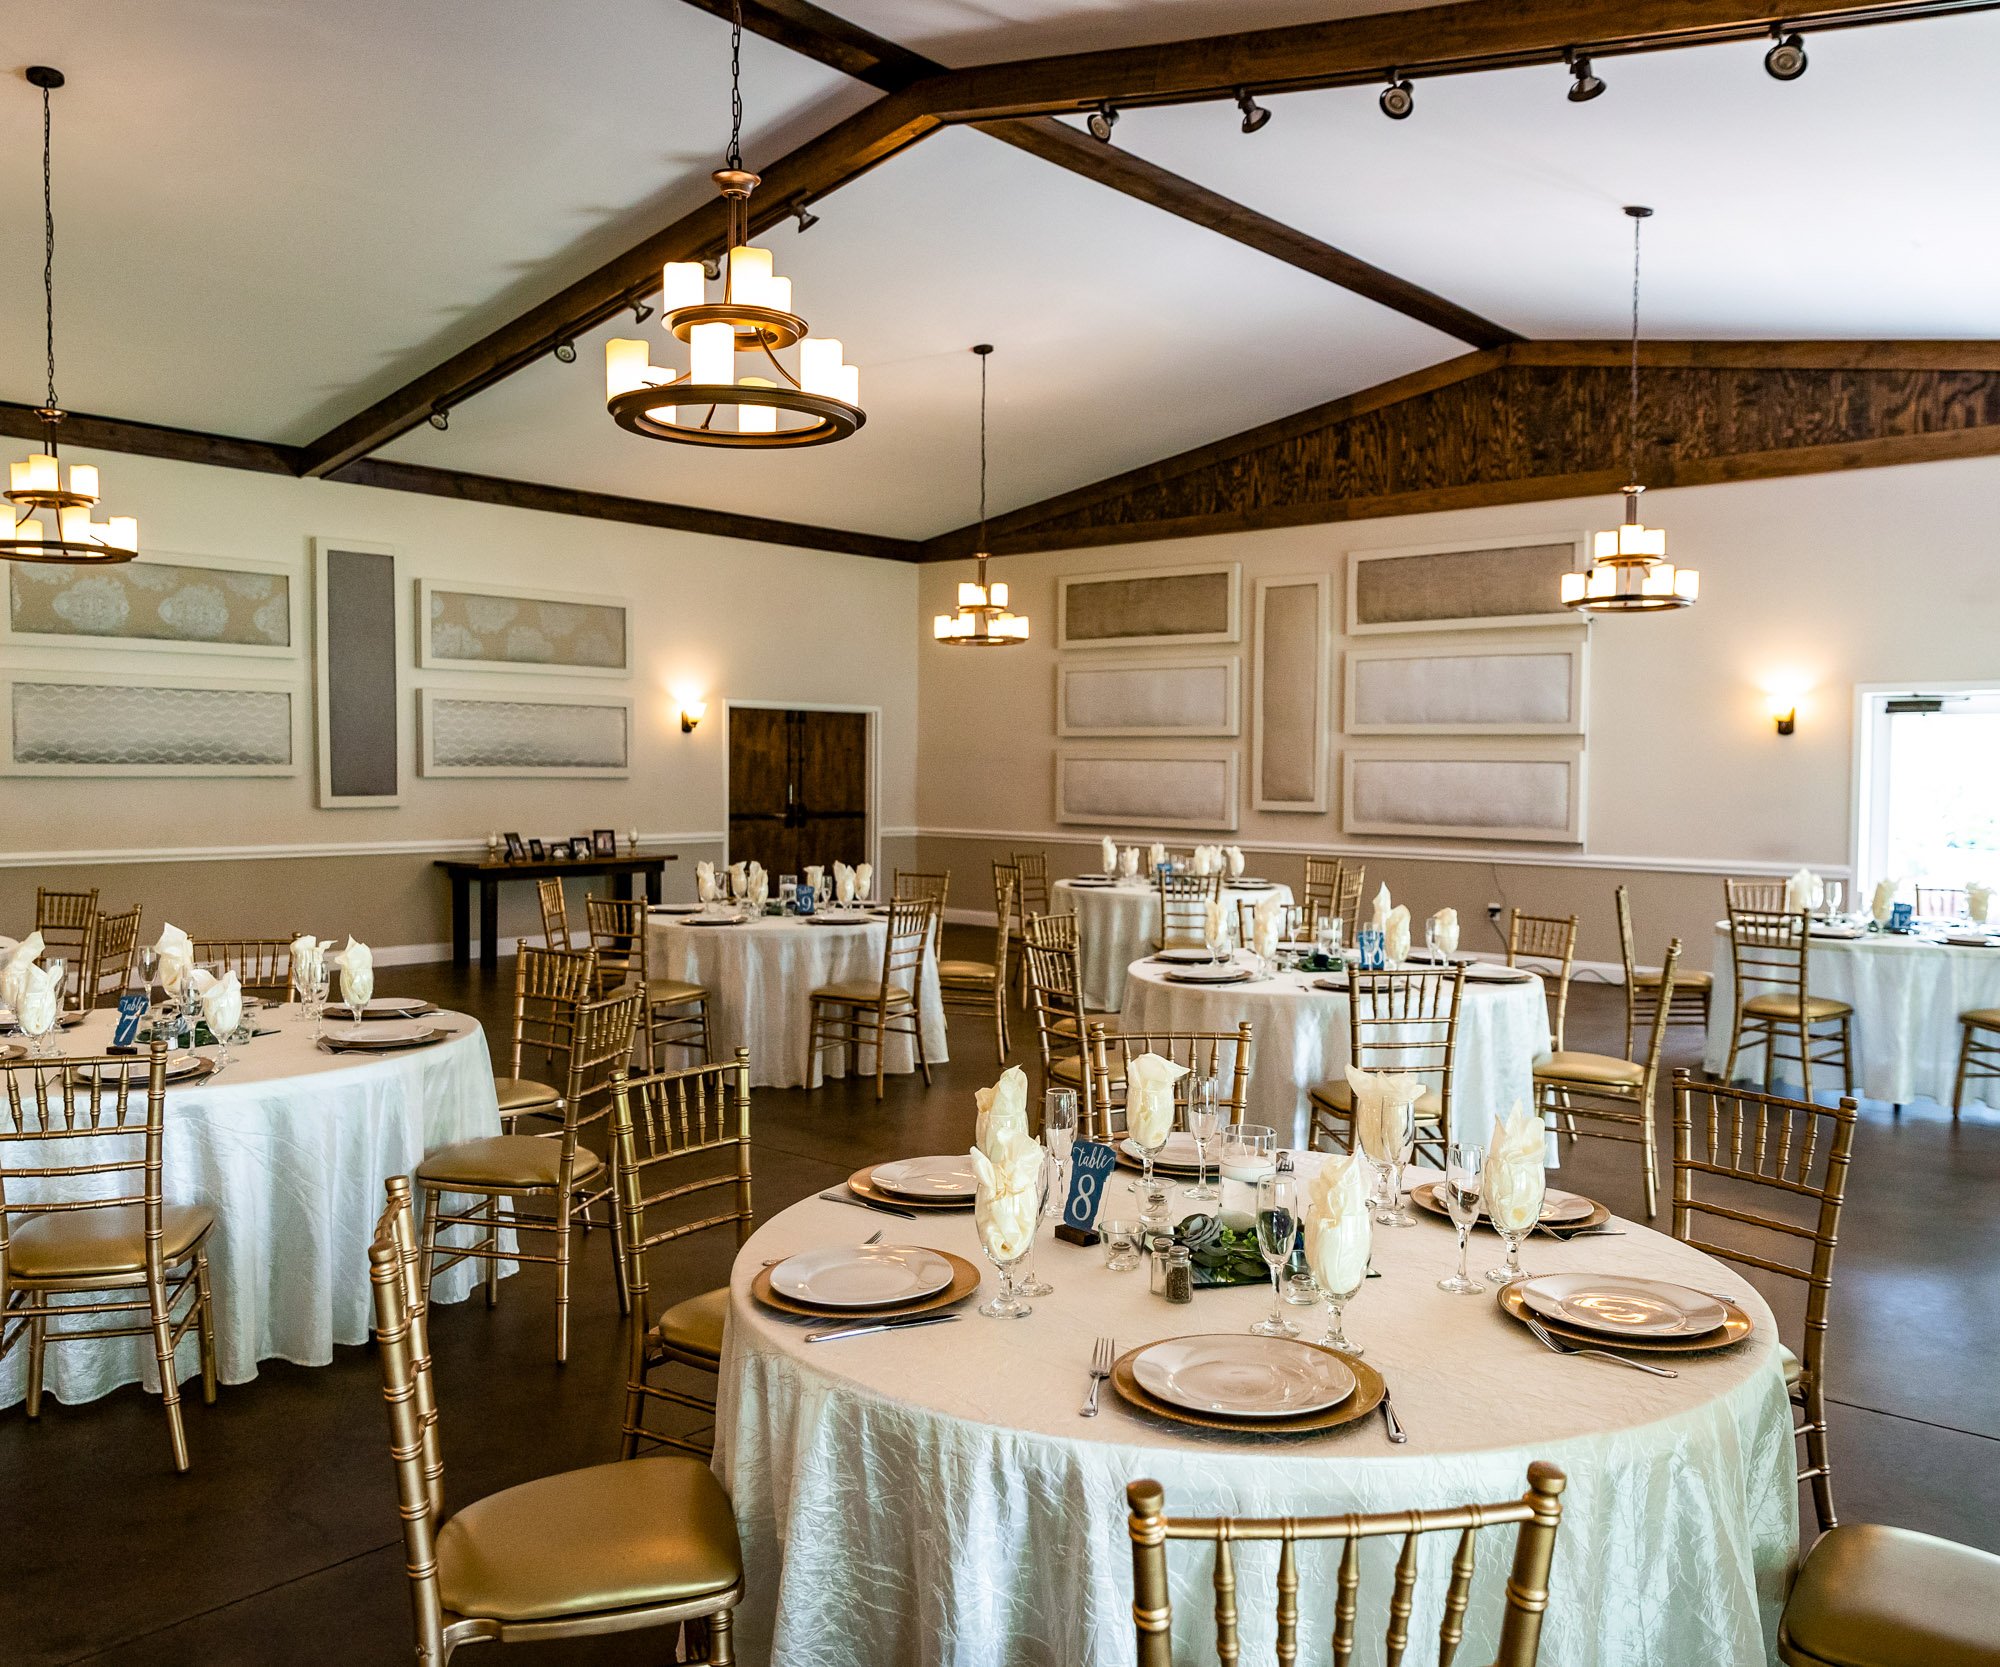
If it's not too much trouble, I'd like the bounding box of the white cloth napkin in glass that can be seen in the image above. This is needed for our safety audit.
[1252,894,1284,960]
[333,937,375,1008]
[971,1068,1043,1261]
[155,922,194,998]
[835,863,856,906]
[1226,846,1245,879]
[1785,867,1824,913]
[697,861,718,902]
[1124,1053,1188,1150]
[1371,884,1393,932]
[804,865,824,894]
[1,931,46,1013]
[193,968,243,1038]
[1485,1105,1547,1233]
[975,1065,1030,1159]
[1148,843,1166,873]
[1101,837,1117,875]
[1429,908,1460,955]
[1305,1151,1372,1296]
[1971,884,1994,926]
[1383,905,1411,965]
[1119,848,1140,881]
[1347,1065,1421,1163]
[290,935,328,989]
[14,963,57,1037]
[1870,878,1901,925]
[854,863,873,901]
[1203,896,1231,951]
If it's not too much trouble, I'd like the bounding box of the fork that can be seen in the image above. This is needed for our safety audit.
[1082,1335,1116,1417]
[1523,1316,1679,1378]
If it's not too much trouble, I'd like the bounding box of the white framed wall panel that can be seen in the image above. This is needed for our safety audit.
[2,550,299,659]
[1347,534,1586,635]
[1342,749,1586,844]
[418,688,633,778]
[313,538,405,808]
[1252,573,1332,812]
[1056,747,1239,831]
[1056,655,1240,738]
[1057,562,1240,649]
[416,577,631,676]
[1,670,301,777]
[1345,640,1589,736]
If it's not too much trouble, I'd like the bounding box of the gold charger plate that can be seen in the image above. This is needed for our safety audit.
[751,1248,981,1320]
[1110,1341,1385,1435]
[324,1001,437,1022]
[848,1164,973,1212]
[1112,1149,1204,1179]
[318,1025,455,1055]
[67,1055,220,1089]
[1411,1181,1610,1236]
[1497,1279,1755,1354]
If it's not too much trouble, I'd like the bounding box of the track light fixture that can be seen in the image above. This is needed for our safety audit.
[1566,50,1606,101]
[1378,71,1414,120]
[1765,28,1809,79]
[1235,89,1271,133]
[553,340,577,364]
[428,409,450,431]
[701,256,722,281]
[1086,103,1118,142]
[792,199,819,232]
[630,299,653,324]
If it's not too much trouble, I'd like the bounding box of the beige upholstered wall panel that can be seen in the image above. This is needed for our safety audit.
[1058,563,1239,647]
[1344,754,1582,843]
[1056,749,1239,830]
[1348,645,1585,734]
[1057,657,1239,736]
[1350,540,1580,633]
[1253,575,1330,811]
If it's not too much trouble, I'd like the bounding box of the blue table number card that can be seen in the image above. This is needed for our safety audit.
[1056,1141,1118,1242]
[1889,902,1913,934]
[113,992,148,1047]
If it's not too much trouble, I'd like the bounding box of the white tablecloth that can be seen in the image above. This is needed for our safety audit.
[3,1005,501,1408]
[715,1165,1796,1667]
[1702,924,2000,1108]
[648,911,948,1090]
[1121,958,1552,1150]
[1055,879,1295,1012]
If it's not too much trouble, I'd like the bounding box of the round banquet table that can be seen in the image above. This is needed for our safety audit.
[714,1165,1796,1667]
[1121,956,1552,1151]
[647,909,948,1090]
[1701,922,2000,1108]
[1055,877,1295,1012]
[1,1004,502,1409]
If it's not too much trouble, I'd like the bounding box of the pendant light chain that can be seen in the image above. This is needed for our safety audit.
[726,0,744,172]
[977,347,989,548]
[40,78,57,416]
[1626,208,1642,487]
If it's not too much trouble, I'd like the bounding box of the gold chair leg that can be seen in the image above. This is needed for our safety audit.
[195,1248,218,1404]
[484,1197,501,1309]
[1804,1382,1838,1532]
[709,1602,736,1665]
[25,1312,45,1417]
[620,1367,646,1461]
[1839,1017,1855,1097]
[1953,1021,1972,1119]
[914,1004,933,1089]
[701,997,714,1066]
[150,1276,192,1473]
[607,1176,632,1319]
[554,1191,574,1366]
[873,1006,888,1101]
[1724,1010,1745,1088]
[1798,1022,1813,1106]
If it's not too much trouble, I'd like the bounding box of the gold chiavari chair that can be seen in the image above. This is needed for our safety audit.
[585,896,713,1070]
[1023,912,1093,1124]
[1723,907,1854,1103]
[1535,939,1681,1217]
[417,989,642,1362]
[536,876,572,951]
[1778,1525,2000,1666]
[1086,1021,1254,1144]
[1507,909,1578,1052]
[1951,1006,2000,1120]
[993,859,1026,999]
[1617,884,1710,1055]
[369,1180,743,1664]
[1308,966,1466,1170]
[83,904,142,1008]
[1156,870,1222,950]
[939,871,1012,1065]
[612,1051,753,1460]
[1672,1071,1856,1533]
[1725,876,1788,912]
[190,935,299,1001]
[1236,897,1303,946]
[1126,1463,1569,1667]
[494,941,595,1129]
[1914,884,1969,921]
[894,868,951,956]
[1301,857,1365,939]
[1,1042,217,1470]
[33,885,98,974]
[1011,850,1051,923]
[807,897,934,1100]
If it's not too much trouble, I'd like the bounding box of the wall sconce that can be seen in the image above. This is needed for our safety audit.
[1763,677,1807,737]
[1771,700,1796,736]
[680,699,706,734]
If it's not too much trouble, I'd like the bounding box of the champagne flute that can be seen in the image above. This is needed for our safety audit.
[1185,1076,1221,1202]
[306,962,331,1040]
[1358,1093,1417,1228]
[1014,1149,1061,1299]
[1250,1163,1300,1338]
[137,945,159,1007]
[44,959,66,1015]
[1437,1141,1486,1294]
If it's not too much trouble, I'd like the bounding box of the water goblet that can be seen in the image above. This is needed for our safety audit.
[779,875,798,911]
[19,999,58,1059]
[1486,1159,1544,1288]
[1358,1094,1417,1228]
[978,1162,1052,1320]
[1436,1141,1487,1295]
[1203,916,1229,966]
[1185,1077,1221,1203]
[1250,1166,1300,1338]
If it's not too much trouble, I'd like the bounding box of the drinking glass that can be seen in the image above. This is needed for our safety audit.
[1250,1167,1300,1337]
[1318,1255,1366,1355]
[1131,1100,1174,1227]
[1424,917,1441,960]
[18,994,58,1059]
[1486,1158,1544,1288]
[1823,879,1845,918]
[1013,1150,1063,1299]
[43,960,67,1019]
[1357,1094,1417,1228]
[1043,1089,1078,1193]
[1437,1141,1486,1295]
[1185,1077,1221,1202]
[305,962,331,1040]
[1102,1218,1143,1271]
[779,876,798,911]
[1217,1123,1275,1214]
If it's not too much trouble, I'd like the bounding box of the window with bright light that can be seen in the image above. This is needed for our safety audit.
[1856,688,2000,890]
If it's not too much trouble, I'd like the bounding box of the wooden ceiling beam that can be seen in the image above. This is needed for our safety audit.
[0,401,302,475]
[670,0,938,90]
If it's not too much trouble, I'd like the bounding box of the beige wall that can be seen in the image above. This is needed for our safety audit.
[917,455,2000,972]
[1,448,919,953]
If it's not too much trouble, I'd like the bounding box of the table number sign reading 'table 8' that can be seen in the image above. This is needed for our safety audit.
[1053,1140,1118,1245]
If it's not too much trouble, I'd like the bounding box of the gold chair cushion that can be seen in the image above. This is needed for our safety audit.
[1306,1080,1444,1120]
[1778,1523,2000,1667]
[416,1135,601,1192]
[436,1455,742,1624]
[1744,993,1853,1022]
[1048,1055,1098,1088]
[1634,967,1715,991]
[1962,1007,2000,1030]
[810,981,914,1006]
[6,1203,215,1282]
[494,1076,561,1114]
[647,977,707,1006]
[1532,1051,1646,1089]
[654,1285,728,1363]
[938,959,999,984]
[1779,1343,1803,1391]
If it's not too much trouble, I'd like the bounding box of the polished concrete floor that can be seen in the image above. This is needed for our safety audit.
[3,940,1996,1664]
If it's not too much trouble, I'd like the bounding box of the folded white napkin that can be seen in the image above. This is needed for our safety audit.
[1347,1065,1420,1166]
[14,963,57,1037]
[1101,836,1117,875]
[975,1065,1031,1161]
[1203,896,1231,951]
[749,867,769,911]
[804,865,824,894]
[971,1121,1045,1263]
[1371,884,1392,932]
[835,862,856,905]
[1785,867,1824,913]
[1429,908,1460,955]
[696,861,718,903]
[289,934,328,991]
[854,862,873,901]
[1253,893,1284,960]
[194,968,243,1039]
[1871,878,1901,925]
[1125,1052,1188,1151]
[1304,1152,1372,1298]
[334,937,375,1008]
[1119,847,1140,881]
[1190,846,1210,876]
[1148,842,1166,872]
[728,861,747,897]
[1383,904,1411,965]
[1971,884,1994,926]
[1485,1105,1547,1235]
[1226,846,1245,879]
[155,923,194,997]
[1,931,45,1013]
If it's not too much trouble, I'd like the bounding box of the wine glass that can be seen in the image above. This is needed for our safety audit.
[1131,1105,1173,1227]
[1203,910,1229,966]
[779,874,798,912]
[43,959,66,1015]
[1043,1088,1078,1188]
[1486,1153,1544,1288]
[1185,1077,1221,1203]
[1014,1150,1061,1299]
[1358,1094,1417,1228]
[1250,1165,1300,1337]
[18,994,58,1058]
[1437,1141,1487,1295]
[305,961,331,1040]
[137,945,159,1005]
[978,1158,1052,1320]
[1317,1248,1367,1356]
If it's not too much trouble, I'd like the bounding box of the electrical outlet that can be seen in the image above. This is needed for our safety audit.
[1486,902,1504,922]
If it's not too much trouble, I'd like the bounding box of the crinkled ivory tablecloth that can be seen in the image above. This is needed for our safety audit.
[1054,879,1294,1012]
[715,1160,1796,1667]
[2,1006,502,1407]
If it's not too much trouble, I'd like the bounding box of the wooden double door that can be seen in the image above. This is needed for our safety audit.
[727,707,870,878]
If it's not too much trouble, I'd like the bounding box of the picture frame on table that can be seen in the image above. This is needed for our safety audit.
[502,832,527,862]
[527,838,547,861]
[591,828,618,857]
[570,836,594,860]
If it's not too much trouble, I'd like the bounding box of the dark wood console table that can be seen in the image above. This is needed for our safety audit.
[435,852,677,970]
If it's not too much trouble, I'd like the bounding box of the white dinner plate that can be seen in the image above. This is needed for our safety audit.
[330,997,428,1018]
[1166,966,1252,985]
[1120,1132,1205,1168]
[769,1244,954,1309]
[73,1051,210,1082]
[1463,964,1536,982]
[328,1021,441,1051]
[1518,1273,1727,1339]
[1132,1334,1355,1419]
[1225,878,1272,889]
[1154,947,1224,964]
[871,1155,979,1200]
[1068,876,1115,887]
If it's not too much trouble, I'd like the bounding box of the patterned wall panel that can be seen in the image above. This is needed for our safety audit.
[1347,539,1583,634]
[1346,643,1587,735]
[1252,574,1331,811]
[421,581,629,674]
[6,679,295,774]
[1342,752,1585,844]
[1056,657,1239,737]
[420,691,631,777]
[1056,748,1239,831]
[1057,563,1240,649]
[6,558,293,653]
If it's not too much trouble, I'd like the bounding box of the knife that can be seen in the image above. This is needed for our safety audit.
[804,1313,963,1344]
[817,1190,918,1220]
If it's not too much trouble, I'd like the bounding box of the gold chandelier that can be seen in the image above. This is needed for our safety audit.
[935,344,1028,646]
[3,67,138,564]
[1562,206,1697,613]
[604,4,860,450]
